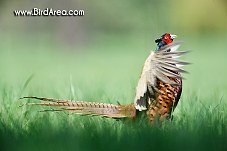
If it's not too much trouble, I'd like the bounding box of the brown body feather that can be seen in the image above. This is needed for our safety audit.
[147,77,182,123]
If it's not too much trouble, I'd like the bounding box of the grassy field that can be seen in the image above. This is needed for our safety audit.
[0,33,227,151]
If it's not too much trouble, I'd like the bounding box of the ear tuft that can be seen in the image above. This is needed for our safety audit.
[155,38,161,43]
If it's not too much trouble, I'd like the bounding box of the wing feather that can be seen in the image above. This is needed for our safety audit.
[134,42,190,111]
[157,66,182,78]
[157,58,191,65]
[157,61,188,73]
[155,69,177,85]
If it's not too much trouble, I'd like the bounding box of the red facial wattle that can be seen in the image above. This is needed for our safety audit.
[162,34,173,45]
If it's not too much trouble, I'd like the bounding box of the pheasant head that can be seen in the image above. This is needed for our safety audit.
[155,33,177,49]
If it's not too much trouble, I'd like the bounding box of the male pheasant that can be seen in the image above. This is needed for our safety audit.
[20,33,190,124]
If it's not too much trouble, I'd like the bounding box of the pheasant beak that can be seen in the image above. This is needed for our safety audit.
[170,34,177,40]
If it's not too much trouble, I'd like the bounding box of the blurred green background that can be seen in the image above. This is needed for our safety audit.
[0,0,227,151]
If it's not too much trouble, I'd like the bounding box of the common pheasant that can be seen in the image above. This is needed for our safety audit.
[20,33,190,124]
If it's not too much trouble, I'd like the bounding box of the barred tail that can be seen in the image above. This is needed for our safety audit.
[19,96,136,118]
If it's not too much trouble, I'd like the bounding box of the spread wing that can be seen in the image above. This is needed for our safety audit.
[134,42,190,111]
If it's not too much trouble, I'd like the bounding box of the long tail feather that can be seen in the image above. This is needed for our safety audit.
[19,96,136,118]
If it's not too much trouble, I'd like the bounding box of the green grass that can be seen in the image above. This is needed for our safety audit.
[0,33,227,151]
